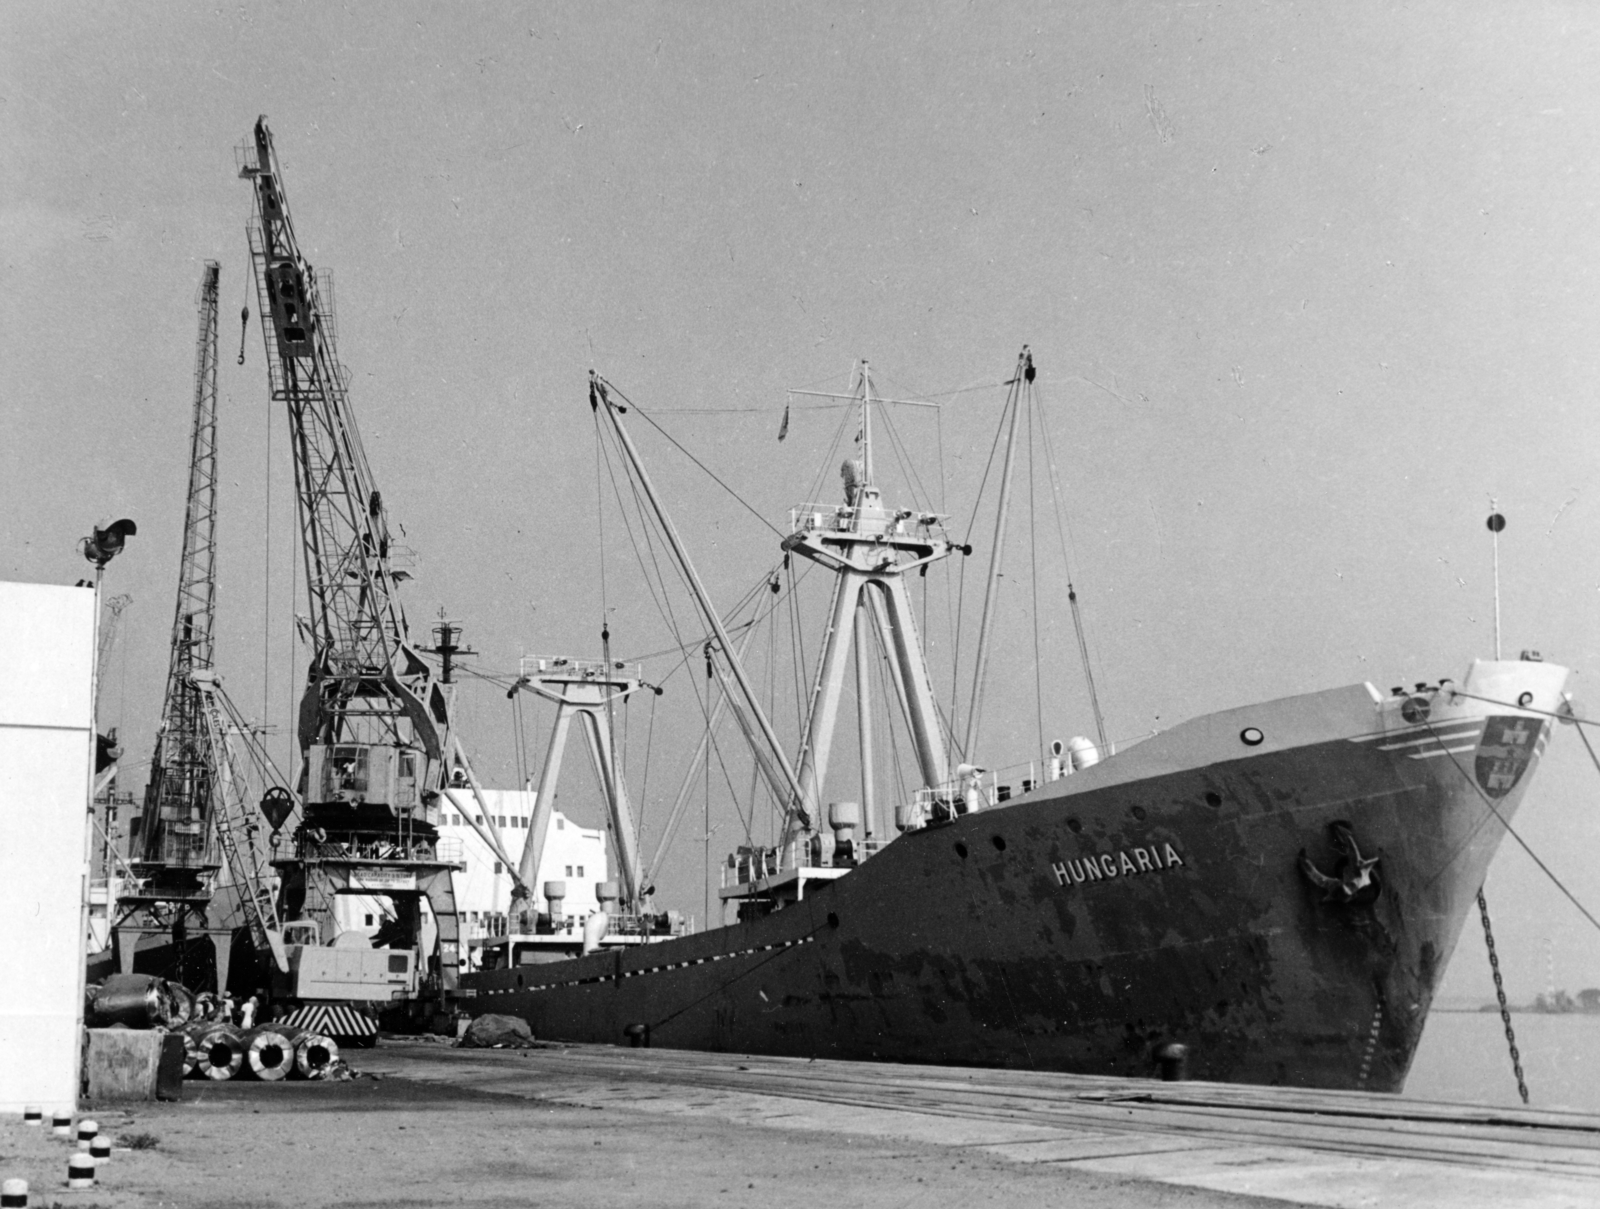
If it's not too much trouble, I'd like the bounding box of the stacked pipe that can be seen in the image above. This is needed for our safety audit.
[293,1031,339,1078]
[179,1021,338,1081]
[190,1024,245,1081]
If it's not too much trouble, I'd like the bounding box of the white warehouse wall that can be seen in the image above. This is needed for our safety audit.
[0,581,96,1114]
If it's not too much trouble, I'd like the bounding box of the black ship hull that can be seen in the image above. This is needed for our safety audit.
[463,659,1565,1091]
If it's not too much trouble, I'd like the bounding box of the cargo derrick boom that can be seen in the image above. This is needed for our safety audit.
[241,117,463,1006]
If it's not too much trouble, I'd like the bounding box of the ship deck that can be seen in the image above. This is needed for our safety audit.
[367,1040,1600,1207]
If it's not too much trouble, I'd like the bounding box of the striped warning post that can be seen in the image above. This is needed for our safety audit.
[280,1005,377,1041]
[66,1154,93,1190]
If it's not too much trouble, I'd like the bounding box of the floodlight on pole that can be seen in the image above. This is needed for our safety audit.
[82,519,138,569]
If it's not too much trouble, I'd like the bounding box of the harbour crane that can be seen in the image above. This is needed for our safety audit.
[113,262,231,986]
[240,117,509,1017]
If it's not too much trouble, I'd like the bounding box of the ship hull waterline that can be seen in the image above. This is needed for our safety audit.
[462,659,1567,1092]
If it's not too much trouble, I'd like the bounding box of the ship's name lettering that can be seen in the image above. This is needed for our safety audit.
[1051,843,1186,887]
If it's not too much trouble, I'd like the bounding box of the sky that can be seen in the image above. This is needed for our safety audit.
[6,1,1600,1026]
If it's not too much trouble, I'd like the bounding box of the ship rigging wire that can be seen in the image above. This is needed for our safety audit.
[1425,715,1600,938]
[588,394,794,870]
[568,359,1122,903]
[948,373,1015,760]
[605,380,786,542]
[1032,374,1110,751]
[1028,386,1045,766]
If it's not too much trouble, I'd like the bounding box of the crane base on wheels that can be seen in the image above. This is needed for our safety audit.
[271,852,465,1030]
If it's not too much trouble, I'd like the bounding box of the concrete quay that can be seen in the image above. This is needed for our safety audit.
[372,1040,1600,1209]
[1,1039,1594,1208]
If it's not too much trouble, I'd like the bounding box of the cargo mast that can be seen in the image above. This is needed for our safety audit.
[239,118,468,1002]
[781,361,956,852]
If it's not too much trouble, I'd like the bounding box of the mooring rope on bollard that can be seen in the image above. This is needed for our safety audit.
[1478,886,1530,1105]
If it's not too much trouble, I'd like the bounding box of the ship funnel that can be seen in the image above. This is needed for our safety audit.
[1066,736,1100,771]
[544,879,567,926]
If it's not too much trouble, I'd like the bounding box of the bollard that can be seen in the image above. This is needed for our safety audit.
[75,1119,98,1151]
[50,1114,71,1139]
[1,1178,26,1207]
[89,1137,111,1163]
[66,1154,94,1190]
[21,1108,40,1127]
[1155,1042,1190,1082]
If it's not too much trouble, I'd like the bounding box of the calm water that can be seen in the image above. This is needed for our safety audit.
[1403,1011,1600,1112]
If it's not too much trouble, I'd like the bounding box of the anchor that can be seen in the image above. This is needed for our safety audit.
[1299,821,1381,903]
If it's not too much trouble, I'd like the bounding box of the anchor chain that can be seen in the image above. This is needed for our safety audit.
[1477,887,1529,1104]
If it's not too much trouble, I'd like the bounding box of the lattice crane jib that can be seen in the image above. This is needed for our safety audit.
[138,260,223,891]
[240,117,454,833]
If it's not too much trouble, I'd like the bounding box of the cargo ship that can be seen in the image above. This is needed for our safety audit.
[463,361,1569,1091]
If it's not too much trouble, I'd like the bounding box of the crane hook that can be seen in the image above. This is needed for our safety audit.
[237,305,250,366]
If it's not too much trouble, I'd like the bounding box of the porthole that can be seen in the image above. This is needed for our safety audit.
[1204,791,1223,808]
[954,841,969,859]
[1240,727,1264,746]
[1131,806,1147,822]
[992,835,1007,851]
[1518,691,1534,708]
[827,912,840,929]
[1066,818,1083,834]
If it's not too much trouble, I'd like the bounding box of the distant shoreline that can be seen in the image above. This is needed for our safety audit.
[1431,1005,1600,1015]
